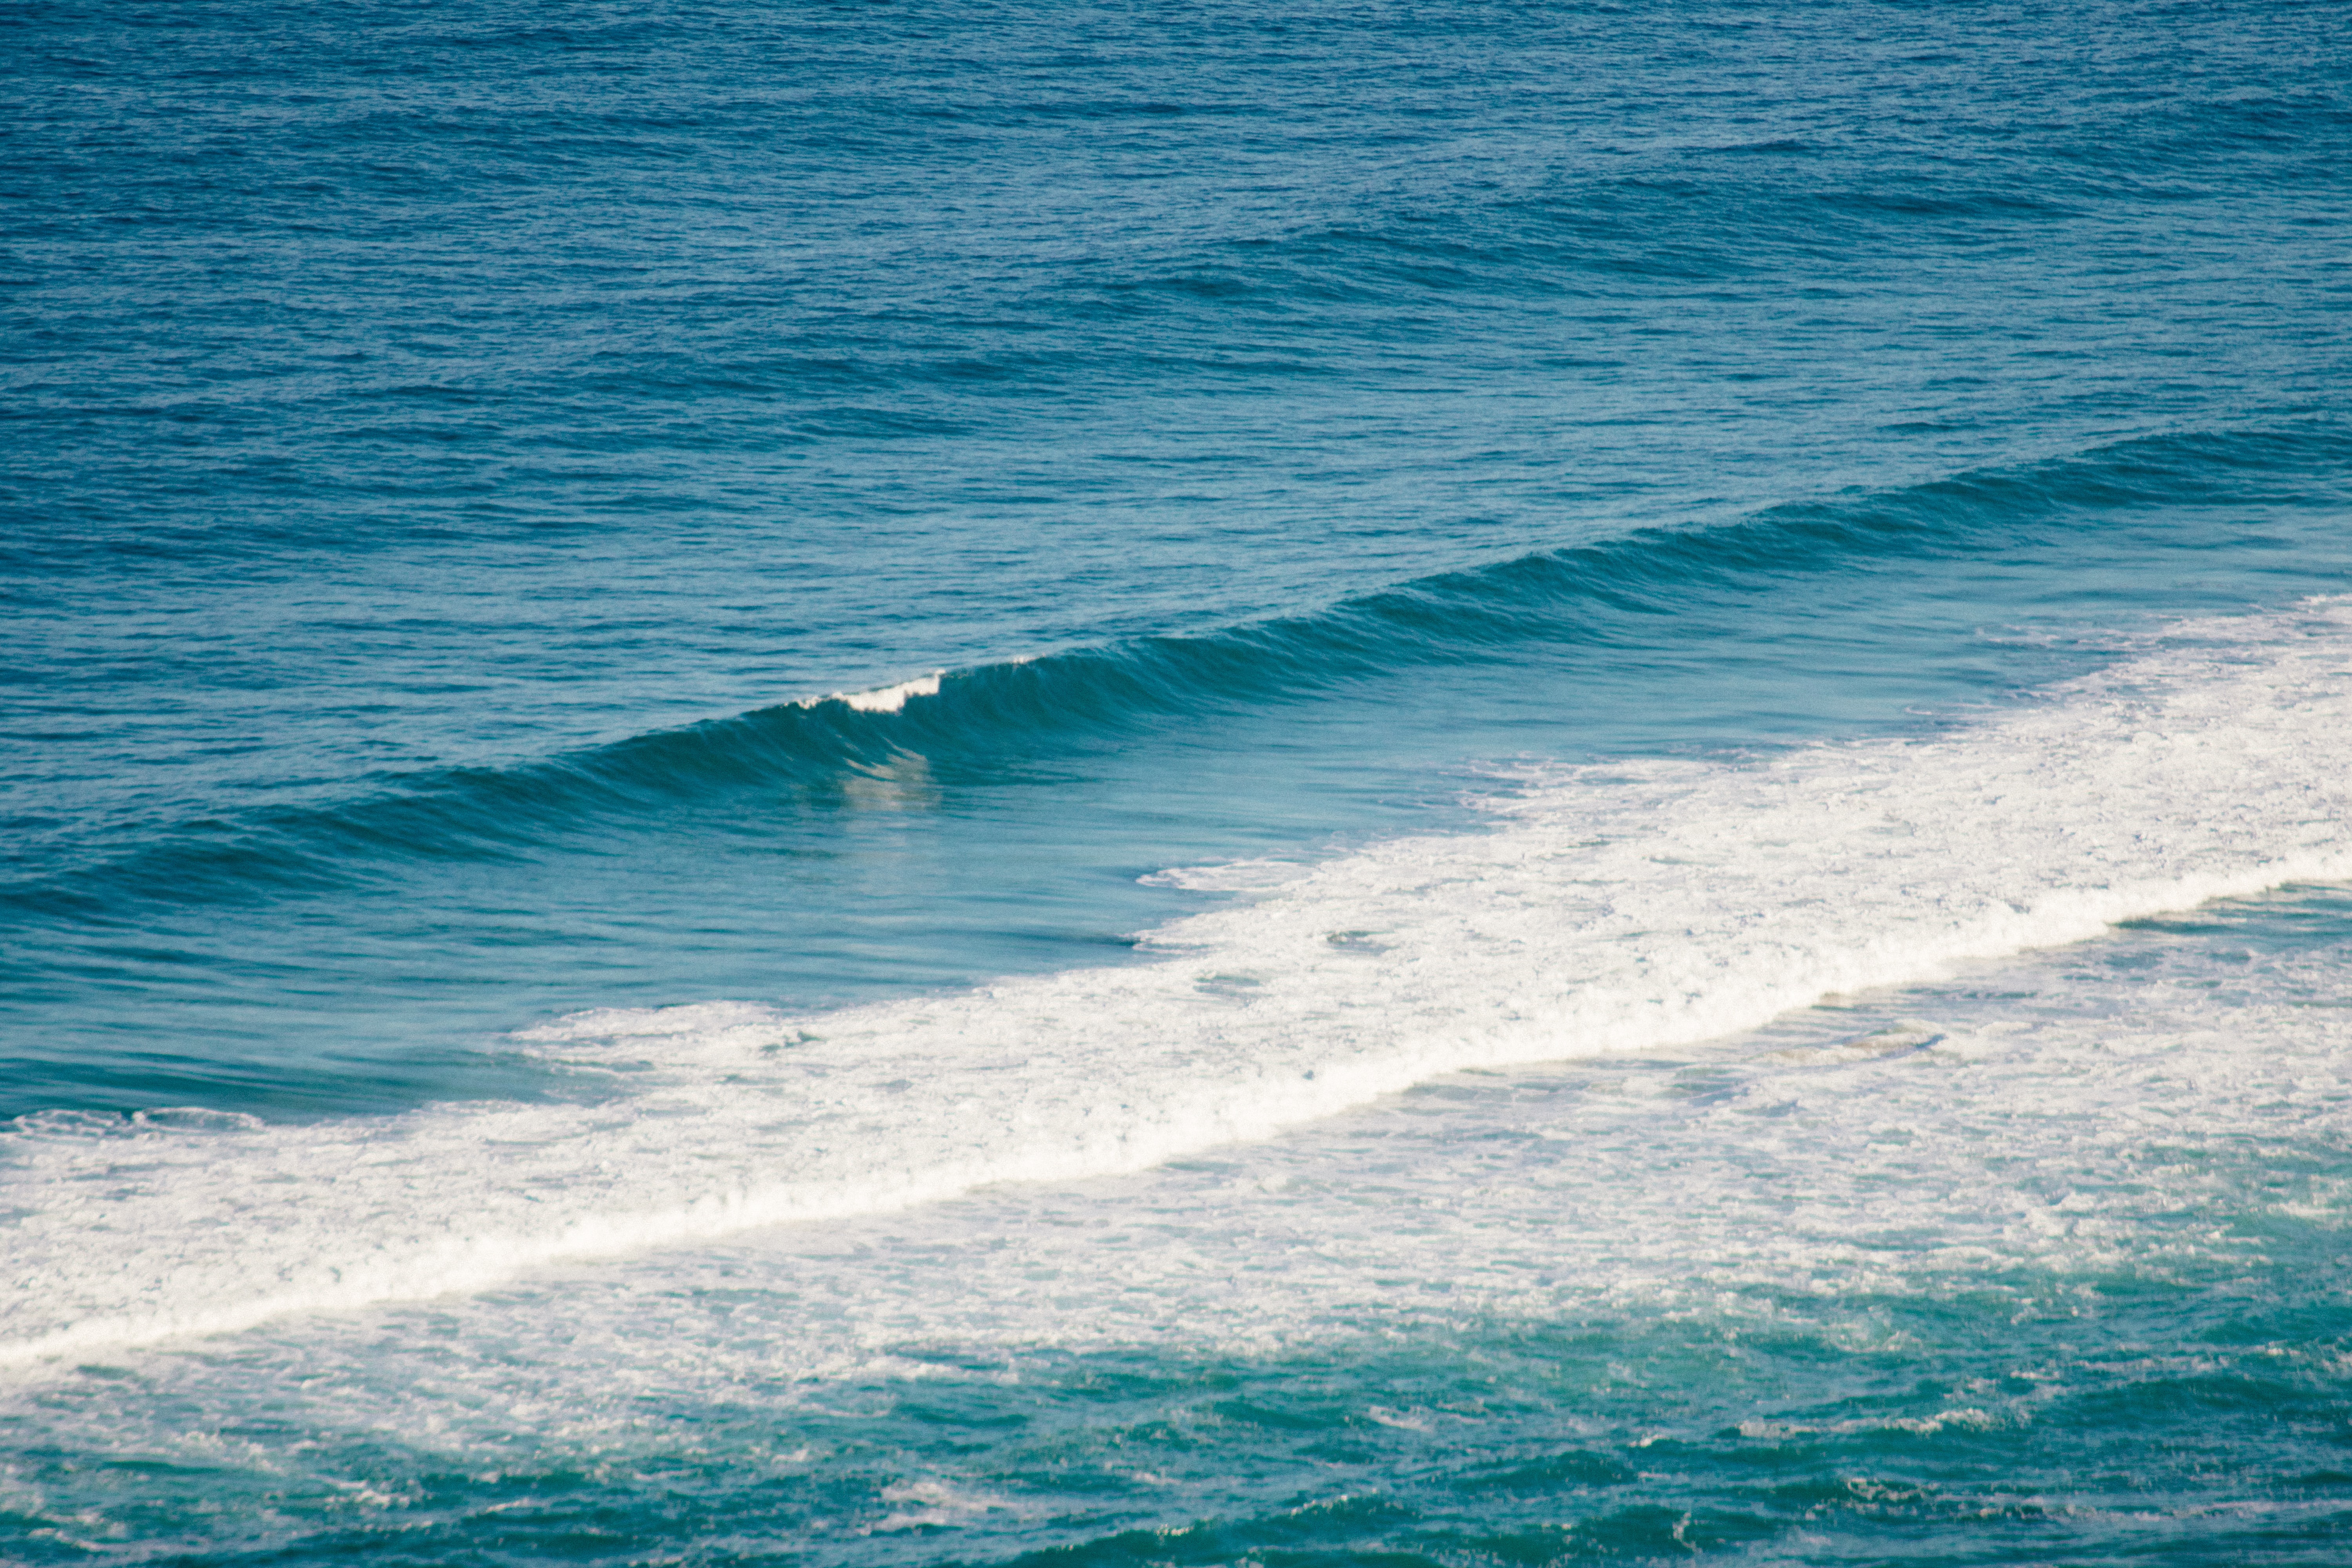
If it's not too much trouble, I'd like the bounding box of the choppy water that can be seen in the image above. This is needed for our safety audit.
[5,1,2351,1562]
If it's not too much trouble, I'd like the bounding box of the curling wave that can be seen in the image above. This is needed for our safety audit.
[5,423,2345,920]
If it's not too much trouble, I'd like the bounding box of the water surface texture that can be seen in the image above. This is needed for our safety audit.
[5,1,2352,1562]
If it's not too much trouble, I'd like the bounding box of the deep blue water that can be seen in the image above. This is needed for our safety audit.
[5,1,2352,1562]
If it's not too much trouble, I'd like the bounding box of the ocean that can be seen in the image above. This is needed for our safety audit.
[5,0,2352,1561]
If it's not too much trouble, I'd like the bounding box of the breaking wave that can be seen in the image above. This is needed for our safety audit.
[5,595,2348,1369]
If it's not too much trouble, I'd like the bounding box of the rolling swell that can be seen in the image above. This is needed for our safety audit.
[5,423,2345,929]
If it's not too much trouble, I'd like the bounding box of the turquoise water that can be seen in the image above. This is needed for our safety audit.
[5,1,2352,1561]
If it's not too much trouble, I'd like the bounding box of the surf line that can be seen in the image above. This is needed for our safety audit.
[4,603,2349,1372]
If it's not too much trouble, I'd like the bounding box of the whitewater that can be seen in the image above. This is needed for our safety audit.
[10,599,2346,1371]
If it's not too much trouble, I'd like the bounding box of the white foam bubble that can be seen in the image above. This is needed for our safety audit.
[6,600,2351,1370]
[1137,857,1314,892]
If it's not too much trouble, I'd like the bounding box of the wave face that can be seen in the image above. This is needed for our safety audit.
[18,423,2346,887]
[9,599,2349,1367]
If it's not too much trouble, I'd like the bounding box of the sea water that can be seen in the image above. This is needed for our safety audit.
[4,1,2351,1562]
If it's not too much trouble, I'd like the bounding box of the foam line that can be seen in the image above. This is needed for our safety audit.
[5,601,2350,1371]
[804,671,944,713]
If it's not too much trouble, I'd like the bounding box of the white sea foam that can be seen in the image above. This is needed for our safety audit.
[4,601,2350,1370]
[1136,857,1313,892]
[804,671,943,712]
[13,900,2347,1483]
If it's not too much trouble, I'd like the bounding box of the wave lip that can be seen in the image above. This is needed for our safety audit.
[4,599,2351,1371]
[803,671,945,713]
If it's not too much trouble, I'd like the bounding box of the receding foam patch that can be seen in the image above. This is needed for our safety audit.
[4,600,2350,1370]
